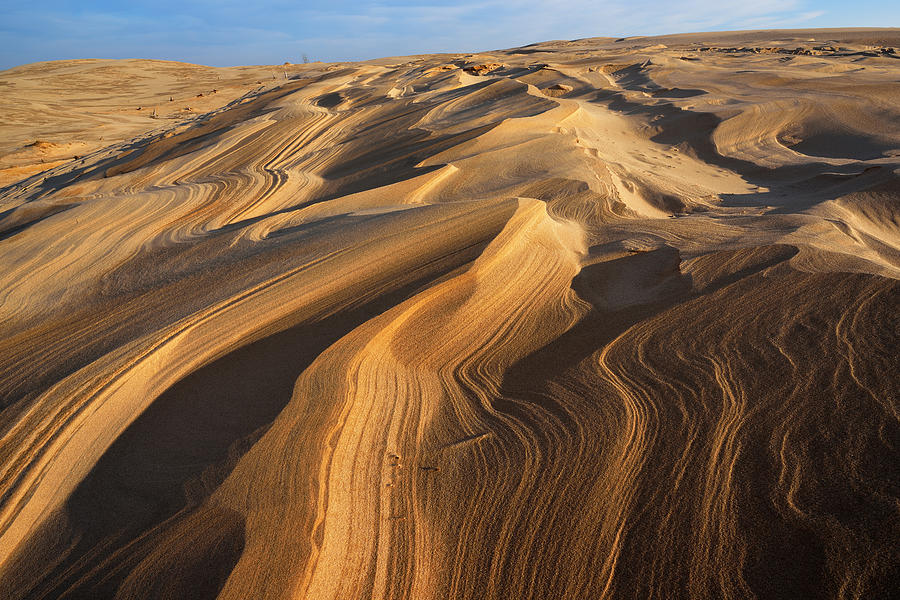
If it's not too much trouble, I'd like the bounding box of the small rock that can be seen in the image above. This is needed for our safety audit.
[543,83,573,98]
[463,62,503,76]
[424,64,457,75]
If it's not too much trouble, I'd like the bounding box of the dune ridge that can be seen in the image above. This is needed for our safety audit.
[0,28,898,599]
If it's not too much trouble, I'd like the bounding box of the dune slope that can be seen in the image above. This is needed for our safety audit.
[0,28,898,600]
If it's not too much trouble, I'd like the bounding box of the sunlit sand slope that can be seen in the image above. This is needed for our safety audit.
[0,28,898,600]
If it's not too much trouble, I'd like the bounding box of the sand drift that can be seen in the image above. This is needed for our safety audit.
[0,28,898,600]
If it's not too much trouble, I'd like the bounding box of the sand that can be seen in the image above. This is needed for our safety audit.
[0,27,898,599]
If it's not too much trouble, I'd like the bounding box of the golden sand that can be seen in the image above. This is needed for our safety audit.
[0,28,898,599]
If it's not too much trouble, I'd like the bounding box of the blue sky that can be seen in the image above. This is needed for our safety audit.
[1,1,897,69]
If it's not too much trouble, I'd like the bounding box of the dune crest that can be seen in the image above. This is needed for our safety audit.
[0,28,898,599]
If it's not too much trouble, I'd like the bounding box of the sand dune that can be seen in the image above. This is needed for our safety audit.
[0,28,898,599]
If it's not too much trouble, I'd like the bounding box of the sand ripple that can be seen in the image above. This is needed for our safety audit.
[1,28,898,600]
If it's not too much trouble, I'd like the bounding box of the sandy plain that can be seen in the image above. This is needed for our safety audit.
[0,27,898,599]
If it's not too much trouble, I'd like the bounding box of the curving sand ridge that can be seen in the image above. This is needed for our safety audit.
[0,28,898,599]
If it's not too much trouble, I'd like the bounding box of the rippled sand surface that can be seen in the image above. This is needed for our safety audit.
[1,28,898,600]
